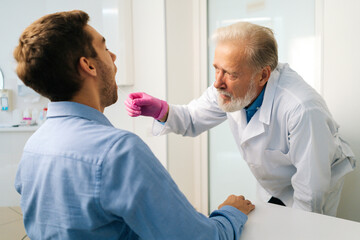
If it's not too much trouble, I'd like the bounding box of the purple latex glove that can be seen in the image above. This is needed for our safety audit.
[124,92,169,120]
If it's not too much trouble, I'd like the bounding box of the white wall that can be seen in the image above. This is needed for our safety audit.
[323,0,360,222]
[0,131,34,206]
[165,0,209,212]
[105,0,167,165]
[165,0,197,208]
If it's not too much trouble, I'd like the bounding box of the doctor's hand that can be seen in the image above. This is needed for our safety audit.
[218,195,255,215]
[125,92,169,121]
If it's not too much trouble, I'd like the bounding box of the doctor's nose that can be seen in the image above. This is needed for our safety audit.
[214,70,226,89]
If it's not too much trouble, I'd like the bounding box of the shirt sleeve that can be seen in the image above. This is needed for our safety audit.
[153,85,227,137]
[99,133,248,240]
[288,105,338,213]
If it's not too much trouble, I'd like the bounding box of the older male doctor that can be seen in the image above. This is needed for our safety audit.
[125,22,355,216]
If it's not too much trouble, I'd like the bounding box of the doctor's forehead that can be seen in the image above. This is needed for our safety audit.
[216,44,245,60]
[213,52,245,71]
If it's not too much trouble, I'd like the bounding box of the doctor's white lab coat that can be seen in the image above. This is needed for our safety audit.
[153,63,355,215]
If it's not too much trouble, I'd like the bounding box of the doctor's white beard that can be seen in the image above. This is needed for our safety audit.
[217,79,257,112]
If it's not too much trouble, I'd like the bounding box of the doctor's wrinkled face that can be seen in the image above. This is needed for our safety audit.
[213,41,260,112]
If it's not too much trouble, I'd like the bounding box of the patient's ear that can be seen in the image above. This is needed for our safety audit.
[78,57,97,77]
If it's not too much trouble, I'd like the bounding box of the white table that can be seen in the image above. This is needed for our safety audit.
[240,201,360,240]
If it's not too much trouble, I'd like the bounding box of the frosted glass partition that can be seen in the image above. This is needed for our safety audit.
[207,0,317,212]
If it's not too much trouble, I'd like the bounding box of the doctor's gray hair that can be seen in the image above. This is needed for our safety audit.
[212,22,278,71]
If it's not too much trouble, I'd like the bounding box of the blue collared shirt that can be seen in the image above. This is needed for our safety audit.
[244,84,267,122]
[15,101,247,240]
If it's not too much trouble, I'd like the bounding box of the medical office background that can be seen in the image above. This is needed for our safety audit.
[0,0,359,223]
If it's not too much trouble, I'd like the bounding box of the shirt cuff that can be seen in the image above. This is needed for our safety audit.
[209,205,248,239]
[152,119,166,136]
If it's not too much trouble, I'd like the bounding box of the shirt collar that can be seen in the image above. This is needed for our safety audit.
[47,101,114,127]
[258,63,285,125]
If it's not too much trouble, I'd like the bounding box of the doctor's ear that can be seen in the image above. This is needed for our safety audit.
[78,57,97,77]
[259,66,271,86]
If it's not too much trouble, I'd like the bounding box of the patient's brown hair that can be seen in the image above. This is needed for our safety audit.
[14,10,97,101]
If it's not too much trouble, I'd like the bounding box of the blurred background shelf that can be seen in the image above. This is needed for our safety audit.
[0,126,39,132]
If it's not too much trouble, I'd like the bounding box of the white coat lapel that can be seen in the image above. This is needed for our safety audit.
[227,109,247,136]
[240,65,281,145]
[240,111,265,144]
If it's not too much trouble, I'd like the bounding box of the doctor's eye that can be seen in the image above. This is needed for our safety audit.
[227,73,238,81]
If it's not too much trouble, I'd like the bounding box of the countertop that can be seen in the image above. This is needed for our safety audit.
[240,201,360,240]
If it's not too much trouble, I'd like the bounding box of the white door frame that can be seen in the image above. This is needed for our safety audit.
[192,0,209,215]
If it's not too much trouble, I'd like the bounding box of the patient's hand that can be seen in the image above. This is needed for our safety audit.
[218,195,255,215]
